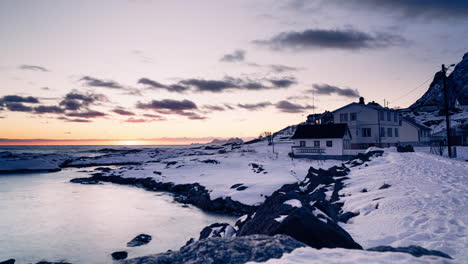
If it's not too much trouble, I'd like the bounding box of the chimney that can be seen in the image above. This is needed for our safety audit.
[359,97,365,104]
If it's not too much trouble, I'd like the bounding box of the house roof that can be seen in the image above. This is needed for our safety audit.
[402,117,431,131]
[332,102,396,113]
[291,124,350,139]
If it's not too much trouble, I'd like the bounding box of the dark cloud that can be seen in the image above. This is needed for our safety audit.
[220,49,246,62]
[248,63,302,73]
[112,108,136,116]
[34,105,65,114]
[57,117,92,123]
[124,118,157,123]
[275,100,315,113]
[335,0,468,20]
[5,103,33,112]
[138,78,190,93]
[237,102,272,111]
[66,110,107,118]
[138,76,296,93]
[59,92,107,111]
[143,114,164,118]
[137,99,197,111]
[0,95,39,105]
[80,76,123,89]
[203,105,226,111]
[311,83,360,98]
[18,64,49,72]
[136,99,206,120]
[254,28,406,51]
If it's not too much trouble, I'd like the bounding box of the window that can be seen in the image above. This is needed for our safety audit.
[326,141,333,147]
[340,113,348,122]
[387,112,391,121]
[314,141,320,148]
[350,113,357,121]
[356,129,359,136]
[299,141,306,147]
[394,112,398,122]
[395,128,399,137]
[380,127,386,137]
[362,128,372,137]
[387,128,393,137]
[380,111,385,121]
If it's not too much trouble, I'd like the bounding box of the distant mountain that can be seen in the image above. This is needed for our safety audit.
[410,52,468,110]
[209,137,244,145]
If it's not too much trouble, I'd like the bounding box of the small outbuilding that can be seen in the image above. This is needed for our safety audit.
[291,124,353,160]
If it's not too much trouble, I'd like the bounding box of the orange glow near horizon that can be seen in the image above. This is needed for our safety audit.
[0,139,210,146]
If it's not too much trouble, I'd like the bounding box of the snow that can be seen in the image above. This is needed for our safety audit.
[339,151,468,261]
[94,142,341,206]
[248,247,456,264]
[283,199,302,208]
[274,215,288,223]
[0,152,71,173]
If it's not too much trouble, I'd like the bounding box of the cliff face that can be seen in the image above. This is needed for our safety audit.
[410,52,468,110]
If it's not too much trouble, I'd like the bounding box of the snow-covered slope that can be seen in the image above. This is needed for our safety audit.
[249,246,455,264]
[411,52,468,110]
[340,150,468,260]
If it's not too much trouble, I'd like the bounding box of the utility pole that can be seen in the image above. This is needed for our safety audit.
[442,64,452,158]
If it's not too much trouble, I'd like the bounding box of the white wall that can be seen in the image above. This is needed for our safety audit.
[333,104,400,146]
[400,120,419,142]
[293,138,343,156]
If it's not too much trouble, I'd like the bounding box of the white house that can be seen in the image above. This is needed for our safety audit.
[399,117,431,145]
[332,97,400,149]
[291,124,353,160]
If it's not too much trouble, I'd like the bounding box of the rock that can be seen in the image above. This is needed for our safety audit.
[111,251,128,260]
[230,183,243,189]
[238,183,362,250]
[0,259,15,264]
[201,159,220,164]
[36,261,71,264]
[94,167,112,172]
[199,223,236,240]
[69,177,101,184]
[127,234,152,247]
[367,245,452,259]
[122,235,305,264]
[338,211,360,223]
[70,175,257,216]
[397,145,414,152]
[379,183,391,190]
[236,186,248,191]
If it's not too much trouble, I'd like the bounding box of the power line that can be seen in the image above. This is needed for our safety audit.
[390,74,434,104]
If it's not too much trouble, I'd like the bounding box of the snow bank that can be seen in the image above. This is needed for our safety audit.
[340,151,468,260]
[249,247,456,264]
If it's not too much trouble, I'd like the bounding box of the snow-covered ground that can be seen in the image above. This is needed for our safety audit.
[249,246,456,264]
[339,150,468,261]
[95,142,341,206]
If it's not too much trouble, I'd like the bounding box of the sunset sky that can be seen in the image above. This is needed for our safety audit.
[1,0,467,145]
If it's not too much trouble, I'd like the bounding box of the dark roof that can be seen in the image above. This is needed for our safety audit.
[291,124,350,139]
[402,117,431,130]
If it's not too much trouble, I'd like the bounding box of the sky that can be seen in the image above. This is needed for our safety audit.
[1,0,467,145]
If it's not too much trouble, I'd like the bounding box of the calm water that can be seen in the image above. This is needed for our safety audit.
[0,168,234,264]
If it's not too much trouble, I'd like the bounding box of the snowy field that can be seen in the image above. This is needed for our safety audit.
[249,246,456,264]
[92,142,341,206]
[340,150,468,261]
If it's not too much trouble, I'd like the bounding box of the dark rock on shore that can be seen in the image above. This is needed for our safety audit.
[127,234,152,247]
[0,259,15,264]
[70,175,257,216]
[36,261,71,264]
[122,235,305,264]
[111,251,129,260]
[367,245,452,259]
[199,223,236,240]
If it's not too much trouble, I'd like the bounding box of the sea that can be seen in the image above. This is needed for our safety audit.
[0,145,233,264]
